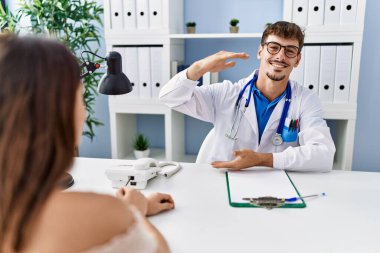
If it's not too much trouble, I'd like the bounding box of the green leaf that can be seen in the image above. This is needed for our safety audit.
[133,134,150,151]
[2,0,104,141]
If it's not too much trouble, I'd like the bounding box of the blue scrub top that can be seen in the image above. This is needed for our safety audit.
[252,83,286,144]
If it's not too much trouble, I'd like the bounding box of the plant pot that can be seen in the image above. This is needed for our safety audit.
[229,26,239,33]
[134,149,150,159]
[186,26,196,34]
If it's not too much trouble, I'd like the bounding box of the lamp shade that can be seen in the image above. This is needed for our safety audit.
[98,51,133,95]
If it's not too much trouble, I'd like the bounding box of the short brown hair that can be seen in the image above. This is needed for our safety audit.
[0,34,80,252]
[261,21,305,51]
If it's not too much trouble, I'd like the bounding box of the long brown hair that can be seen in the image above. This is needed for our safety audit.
[0,34,81,252]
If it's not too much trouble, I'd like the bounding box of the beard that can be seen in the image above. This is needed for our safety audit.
[266,71,286,81]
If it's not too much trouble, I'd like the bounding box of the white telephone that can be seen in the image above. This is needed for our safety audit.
[105,158,181,189]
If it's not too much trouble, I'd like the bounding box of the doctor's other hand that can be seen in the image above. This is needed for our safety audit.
[146,193,175,216]
[187,51,249,81]
[211,149,273,170]
[116,187,148,216]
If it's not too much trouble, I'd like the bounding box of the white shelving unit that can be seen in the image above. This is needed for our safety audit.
[284,0,366,170]
[104,0,365,170]
[104,0,187,162]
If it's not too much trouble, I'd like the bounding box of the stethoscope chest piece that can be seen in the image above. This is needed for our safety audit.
[272,134,283,146]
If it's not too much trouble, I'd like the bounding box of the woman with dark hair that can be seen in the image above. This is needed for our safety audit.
[0,34,174,253]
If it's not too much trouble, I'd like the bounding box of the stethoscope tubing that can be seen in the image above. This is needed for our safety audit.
[228,74,292,143]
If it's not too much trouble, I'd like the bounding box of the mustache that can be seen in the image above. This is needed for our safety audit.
[269,60,289,67]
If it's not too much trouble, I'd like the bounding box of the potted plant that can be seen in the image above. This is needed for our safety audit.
[229,18,239,33]
[133,134,150,159]
[0,0,103,141]
[186,22,196,34]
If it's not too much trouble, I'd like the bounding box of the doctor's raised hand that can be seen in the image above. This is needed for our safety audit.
[186,51,249,81]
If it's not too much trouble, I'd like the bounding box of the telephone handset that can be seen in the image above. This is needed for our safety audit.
[105,158,181,189]
[133,158,181,177]
[132,158,159,170]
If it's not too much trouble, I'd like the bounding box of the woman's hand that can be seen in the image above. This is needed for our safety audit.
[146,193,175,216]
[116,187,148,216]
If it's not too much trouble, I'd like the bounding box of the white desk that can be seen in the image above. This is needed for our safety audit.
[70,158,380,253]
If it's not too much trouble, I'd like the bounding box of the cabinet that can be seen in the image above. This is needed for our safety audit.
[104,0,188,162]
[104,0,365,170]
[284,0,366,170]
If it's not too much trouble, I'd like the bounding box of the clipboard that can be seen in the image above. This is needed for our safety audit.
[225,169,306,208]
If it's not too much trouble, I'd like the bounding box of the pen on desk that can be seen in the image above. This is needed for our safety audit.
[285,192,326,202]
[242,193,326,203]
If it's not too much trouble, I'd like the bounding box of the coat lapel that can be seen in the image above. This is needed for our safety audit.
[241,91,259,147]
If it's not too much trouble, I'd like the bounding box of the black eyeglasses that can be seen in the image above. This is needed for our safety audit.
[263,41,300,58]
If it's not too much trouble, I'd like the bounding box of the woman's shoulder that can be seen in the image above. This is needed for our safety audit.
[58,191,133,229]
[26,191,135,253]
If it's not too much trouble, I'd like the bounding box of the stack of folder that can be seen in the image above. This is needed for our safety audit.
[290,44,352,103]
[292,0,358,27]
[112,46,164,99]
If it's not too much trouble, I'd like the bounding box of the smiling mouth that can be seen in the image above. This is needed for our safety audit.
[269,60,289,69]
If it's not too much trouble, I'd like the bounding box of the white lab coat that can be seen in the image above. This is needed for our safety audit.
[159,69,336,171]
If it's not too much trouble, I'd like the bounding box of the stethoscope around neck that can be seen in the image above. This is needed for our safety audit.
[225,74,292,146]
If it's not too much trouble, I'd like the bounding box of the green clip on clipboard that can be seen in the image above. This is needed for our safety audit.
[226,169,306,209]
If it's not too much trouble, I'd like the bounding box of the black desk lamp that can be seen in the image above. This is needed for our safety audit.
[81,51,133,95]
[60,51,133,189]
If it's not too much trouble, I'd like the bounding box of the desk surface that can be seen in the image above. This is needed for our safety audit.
[70,158,380,253]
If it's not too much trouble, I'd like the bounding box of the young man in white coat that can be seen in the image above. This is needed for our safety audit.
[159,21,335,172]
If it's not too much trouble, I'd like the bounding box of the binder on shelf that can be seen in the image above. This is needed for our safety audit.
[138,47,152,98]
[202,72,219,85]
[110,0,124,30]
[324,0,341,25]
[136,0,149,29]
[170,60,180,77]
[149,0,163,29]
[226,169,306,208]
[303,45,321,94]
[202,72,211,86]
[340,0,357,24]
[319,46,337,103]
[292,0,308,27]
[211,72,219,84]
[124,0,137,30]
[307,0,325,26]
[125,47,140,98]
[290,47,305,85]
[150,46,163,98]
[334,45,352,103]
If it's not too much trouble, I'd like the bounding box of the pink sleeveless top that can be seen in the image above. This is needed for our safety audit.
[82,207,157,253]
